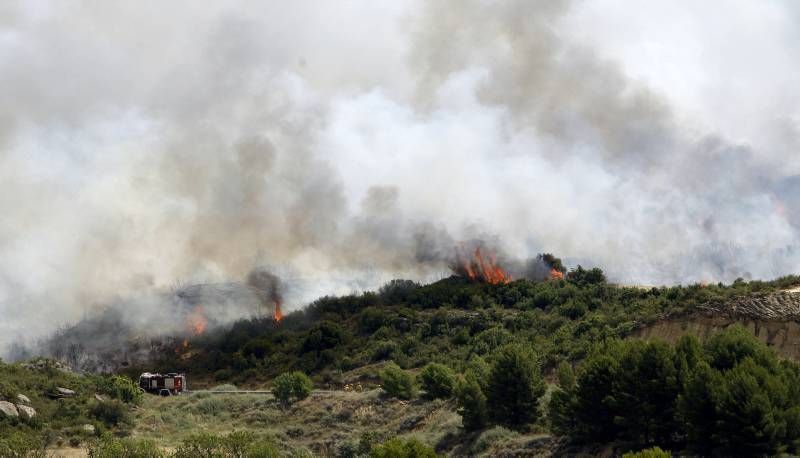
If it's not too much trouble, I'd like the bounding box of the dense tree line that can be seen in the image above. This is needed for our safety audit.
[372,324,800,455]
[134,268,800,388]
[548,326,800,455]
[117,267,800,454]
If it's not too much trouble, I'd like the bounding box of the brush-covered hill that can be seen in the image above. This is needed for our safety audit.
[9,267,800,456]
[124,268,800,387]
[0,358,144,455]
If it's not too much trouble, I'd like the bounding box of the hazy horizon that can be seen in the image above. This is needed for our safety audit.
[2,0,800,350]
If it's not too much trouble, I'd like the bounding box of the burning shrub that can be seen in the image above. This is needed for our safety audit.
[380,362,416,400]
[272,371,312,405]
[452,243,512,285]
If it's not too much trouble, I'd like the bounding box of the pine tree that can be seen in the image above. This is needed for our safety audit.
[456,371,488,431]
[485,344,545,429]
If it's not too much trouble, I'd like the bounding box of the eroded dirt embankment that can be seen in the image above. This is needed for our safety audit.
[634,290,800,360]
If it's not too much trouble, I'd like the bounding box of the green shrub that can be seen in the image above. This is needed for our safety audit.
[380,362,417,400]
[173,432,222,458]
[89,400,130,427]
[210,383,239,392]
[54,398,83,421]
[465,356,490,391]
[456,372,488,431]
[223,431,257,457]
[302,321,348,354]
[371,340,401,362]
[418,363,456,399]
[704,324,774,370]
[471,327,513,355]
[485,344,545,429]
[358,431,379,456]
[336,440,359,458]
[472,426,518,454]
[547,362,578,436]
[621,446,671,458]
[194,396,226,416]
[272,371,313,405]
[370,437,436,458]
[246,440,280,457]
[95,375,143,405]
[0,380,16,401]
[214,368,234,381]
[172,431,277,458]
[0,432,45,458]
[87,435,162,458]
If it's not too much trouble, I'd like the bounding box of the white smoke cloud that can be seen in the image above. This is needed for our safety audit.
[1,0,799,349]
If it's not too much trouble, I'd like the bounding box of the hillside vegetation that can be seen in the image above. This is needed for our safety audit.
[0,359,142,456]
[137,268,800,386]
[7,266,800,456]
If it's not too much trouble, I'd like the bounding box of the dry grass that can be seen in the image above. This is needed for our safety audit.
[131,389,465,456]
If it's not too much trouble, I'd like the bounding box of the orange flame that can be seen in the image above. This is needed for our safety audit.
[273,300,283,322]
[549,268,564,280]
[187,305,208,335]
[456,245,512,285]
[175,339,189,355]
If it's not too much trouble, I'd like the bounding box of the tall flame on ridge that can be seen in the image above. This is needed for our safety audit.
[549,268,564,280]
[454,244,512,285]
[187,305,208,335]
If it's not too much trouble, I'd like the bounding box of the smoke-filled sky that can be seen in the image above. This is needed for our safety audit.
[2,1,800,348]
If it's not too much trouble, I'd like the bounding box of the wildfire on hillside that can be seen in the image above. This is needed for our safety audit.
[453,244,512,285]
[186,305,208,335]
[174,338,190,355]
[549,268,564,280]
[273,299,283,322]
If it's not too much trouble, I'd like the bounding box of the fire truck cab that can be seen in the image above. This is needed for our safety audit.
[138,372,186,395]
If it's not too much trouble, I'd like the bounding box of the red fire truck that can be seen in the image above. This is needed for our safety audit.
[138,372,187,395]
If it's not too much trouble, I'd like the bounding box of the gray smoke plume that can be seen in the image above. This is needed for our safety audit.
[2,1,800,352]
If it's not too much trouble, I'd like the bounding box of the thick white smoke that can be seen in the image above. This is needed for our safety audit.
[1,0,799,350]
